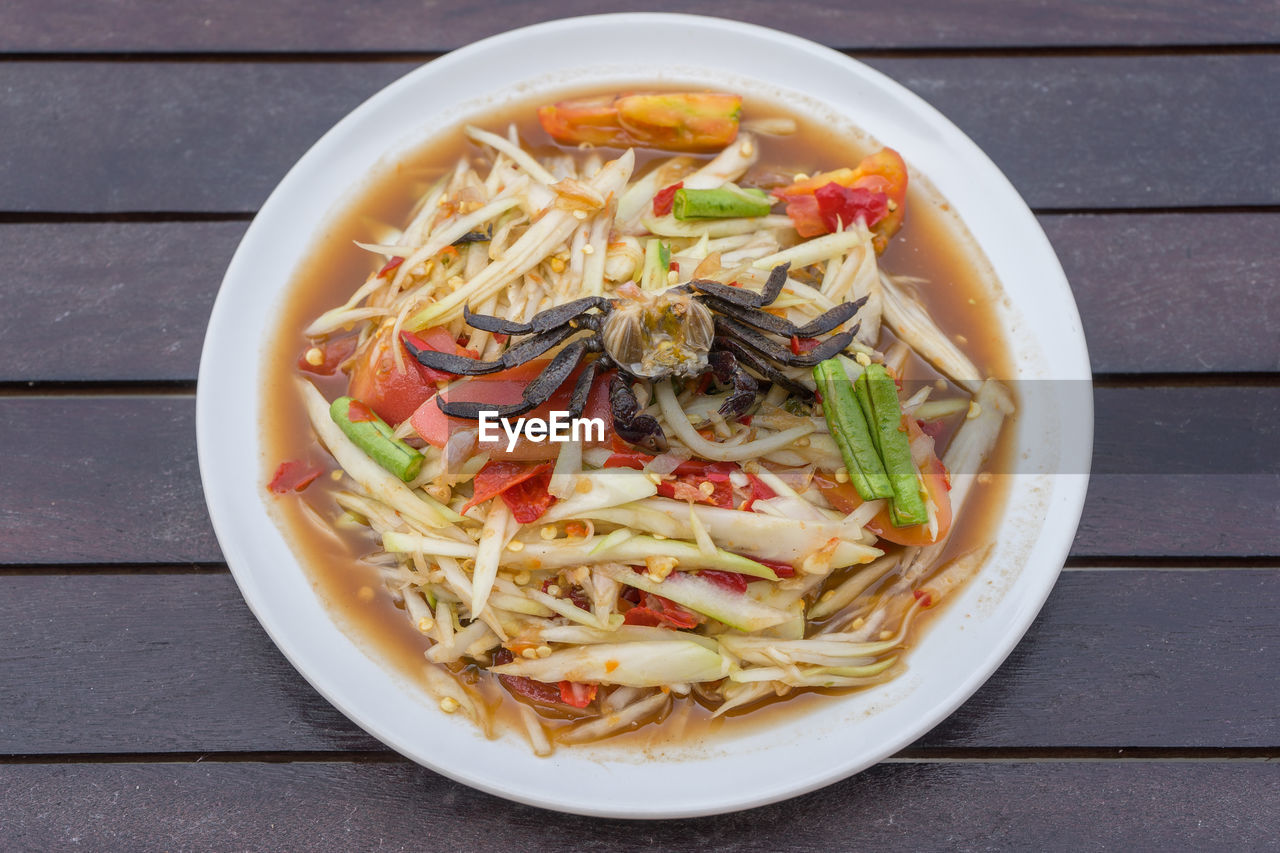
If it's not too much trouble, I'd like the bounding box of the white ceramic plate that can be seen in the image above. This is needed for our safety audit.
[198,13,1091,818]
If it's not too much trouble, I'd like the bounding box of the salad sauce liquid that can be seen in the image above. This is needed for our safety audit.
[263,89,1016,751]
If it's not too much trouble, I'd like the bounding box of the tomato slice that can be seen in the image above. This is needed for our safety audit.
[866,453,952,546]
[847,148,908,253]
[410,361,613,461]
[813,421,953,547]
[347,325,475,425]
[773,147,908,250]
[297,335,357,376]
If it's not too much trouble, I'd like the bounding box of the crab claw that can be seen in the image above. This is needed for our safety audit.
[609,375,668,454]
[709,350,759,420]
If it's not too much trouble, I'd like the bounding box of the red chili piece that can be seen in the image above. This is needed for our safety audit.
[268,460,323,494]
[652,182,683,216]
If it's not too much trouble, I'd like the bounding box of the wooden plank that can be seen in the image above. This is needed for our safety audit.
[0,222,245,382]
[1041,213,1280,374]
[0,397,219,565]
[1,761,1275,847]
[0,390,1274,565]
[0,570,1275,755]
[3,214,1276,383]
[2,1,1276,52]
[1,57,1276,213]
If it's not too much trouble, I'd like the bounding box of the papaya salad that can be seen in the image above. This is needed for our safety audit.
[269,90,1015,754]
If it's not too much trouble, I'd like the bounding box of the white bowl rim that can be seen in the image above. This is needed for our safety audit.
[197,12,1093,819]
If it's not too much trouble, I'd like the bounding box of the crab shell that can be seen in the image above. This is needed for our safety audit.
[601,288,715,380]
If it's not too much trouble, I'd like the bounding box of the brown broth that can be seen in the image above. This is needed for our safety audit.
[261,88,1016,752]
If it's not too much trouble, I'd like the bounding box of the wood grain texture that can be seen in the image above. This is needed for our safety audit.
[1042,213,1280,374]
[3,214,1276,382]
[1,57,1276,213]
[1,570,1275,755]
[2,1,1276,52]
[0,397,218,565]
[2,760,1275,849]
[0,390,1275,565]
[0,222,246,382]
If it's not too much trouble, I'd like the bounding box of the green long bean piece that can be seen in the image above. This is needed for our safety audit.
[813,359,893,501]
[330,396,424,482]
[859,364,929,526]
[672,186,772,220]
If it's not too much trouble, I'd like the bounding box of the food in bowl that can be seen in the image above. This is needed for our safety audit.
[264,88,1015,755]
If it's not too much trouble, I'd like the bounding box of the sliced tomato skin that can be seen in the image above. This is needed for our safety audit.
[346,325,476,426]
[652,181,683,216]
[813,419,953,546]
[773,147,908,250]
[297,335,357,376]
[410,361,613,461]
[347,331,435,426]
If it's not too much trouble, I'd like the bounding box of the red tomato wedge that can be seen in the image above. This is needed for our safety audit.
[410,361,613,461]
[813,421,952,546]
[774,147,908,250]
[347,325,477,425]
[297,335,357,376]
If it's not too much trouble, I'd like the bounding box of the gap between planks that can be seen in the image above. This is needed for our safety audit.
[0,44,1279,63]
[0,747,1274,766]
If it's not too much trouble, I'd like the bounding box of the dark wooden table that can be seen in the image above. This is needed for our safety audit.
[2,3,1277,849]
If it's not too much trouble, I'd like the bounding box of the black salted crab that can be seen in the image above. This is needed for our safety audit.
[404,263,865,452]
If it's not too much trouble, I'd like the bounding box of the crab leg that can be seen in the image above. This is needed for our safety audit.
[713,337,813,399]
[439,338,597,419]
[567,358,601,419]
[686,262,789,308]
[465,295,612,337]
[698,293,866,340]
[406,323,580,376]
[708,350,760,420]
[609,376,668,453]
[714,315,856,367]
[794,297,868,337]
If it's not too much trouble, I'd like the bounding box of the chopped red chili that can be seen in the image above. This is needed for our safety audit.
[268,460,323,494]
[652,181,683,216]
[377,256,405,278]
